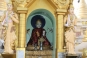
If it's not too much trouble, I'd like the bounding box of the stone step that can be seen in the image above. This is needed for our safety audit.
[26,50,52,56]
[26,56,52,58]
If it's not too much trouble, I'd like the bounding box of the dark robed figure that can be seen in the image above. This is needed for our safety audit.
[27,18,51,48]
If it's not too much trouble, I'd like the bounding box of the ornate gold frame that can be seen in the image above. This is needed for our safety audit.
[12,0,72,58]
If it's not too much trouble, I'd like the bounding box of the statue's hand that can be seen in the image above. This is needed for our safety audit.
[43,30,45,36]
[70,24,74,27]
[9,14,13,18]
[36,31,40,37]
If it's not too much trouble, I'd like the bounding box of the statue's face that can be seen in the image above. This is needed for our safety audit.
[7,4,13,11]
[68,8,74,15]
[36,21,42,28]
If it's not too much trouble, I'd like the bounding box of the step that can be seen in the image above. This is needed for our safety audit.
[26,56,52,58]
[26,50,52,56]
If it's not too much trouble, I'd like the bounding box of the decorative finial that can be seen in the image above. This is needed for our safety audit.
[69,3,74,8]
[7,1,12,5]
[68,3,74,10]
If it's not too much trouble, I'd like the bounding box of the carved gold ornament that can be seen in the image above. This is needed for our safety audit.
[53,0,70,9]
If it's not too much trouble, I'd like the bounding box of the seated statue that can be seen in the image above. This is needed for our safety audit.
[27,19,51,50]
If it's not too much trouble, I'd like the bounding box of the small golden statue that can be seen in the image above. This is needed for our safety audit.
[1,2,19,54]
[64,4,77,54]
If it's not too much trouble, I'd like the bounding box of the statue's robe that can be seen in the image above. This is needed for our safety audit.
[2,11,19,54]
[27,28,51,46]
[64,14,77,54]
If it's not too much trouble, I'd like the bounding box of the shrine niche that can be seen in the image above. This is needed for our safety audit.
[26,9,56,57]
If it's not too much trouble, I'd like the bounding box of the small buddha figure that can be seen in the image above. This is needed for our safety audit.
[64,4,77,54]
[27,19,51,50]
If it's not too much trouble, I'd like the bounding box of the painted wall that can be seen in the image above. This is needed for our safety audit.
[26,0,56,19]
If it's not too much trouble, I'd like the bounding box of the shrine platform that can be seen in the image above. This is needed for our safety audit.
[26,50,52,58]
[26,45,53,58]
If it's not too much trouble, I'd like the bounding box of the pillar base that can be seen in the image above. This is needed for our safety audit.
[1,53,16,58]
[16,48,25,58]
[57,49,65,58]
[57,52,65,58]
